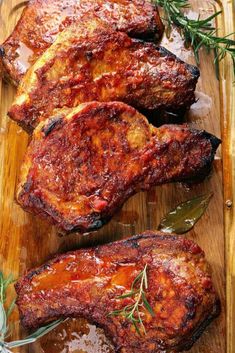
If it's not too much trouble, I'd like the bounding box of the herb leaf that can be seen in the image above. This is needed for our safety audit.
[141,293,155,317]
[0,303,7,338]
[108,264,154,335]
[7,320,64,348]
[158,193,213,234]
[0,272,14,304]
[154,0,235,77]
[6,300,15,319]
[0,272,15,340]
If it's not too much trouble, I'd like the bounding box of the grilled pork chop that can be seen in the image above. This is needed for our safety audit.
[16,102,220,234]
[0,0,164,85]
[8,20,199,132]
[15,232,220,353]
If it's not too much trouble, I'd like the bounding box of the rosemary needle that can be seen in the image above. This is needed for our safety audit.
[108,264,154,335]
[154,0,235,77]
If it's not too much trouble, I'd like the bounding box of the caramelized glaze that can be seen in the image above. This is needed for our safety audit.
[8,19,199,131]
[16,102,220,233]
[16,232,220,353]
[1,0,164,84]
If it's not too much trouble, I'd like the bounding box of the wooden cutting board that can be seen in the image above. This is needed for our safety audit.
[0,1,234,352]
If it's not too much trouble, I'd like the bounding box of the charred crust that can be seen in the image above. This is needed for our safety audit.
[41,116,63,136]
[187,63,200,79]
[125,239,140,249]
[0,46,5,58]
[156,46,200,80]
[86,219,105,231]
[185,295,198,311]
[201,130,221,152]
[178,299,221,351]
[85,51,93,61]
[157,45,178,58]
[7,109,35,133]
[21,177,33,193]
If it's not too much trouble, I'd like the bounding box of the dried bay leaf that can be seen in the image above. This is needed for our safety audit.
[158,193,213,234]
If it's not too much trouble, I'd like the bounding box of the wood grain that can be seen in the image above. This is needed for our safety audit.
[0,0,232,352]
[216,1,235,353]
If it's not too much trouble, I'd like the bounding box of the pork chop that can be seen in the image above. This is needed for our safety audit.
[15,231,220,353]
[8,19,199,131]
[0,0,164,85]
[16,101,220,234]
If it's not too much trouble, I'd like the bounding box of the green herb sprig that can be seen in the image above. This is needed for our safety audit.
[0,271,63,353]
[108,264,154,335]
[154,0,235,76]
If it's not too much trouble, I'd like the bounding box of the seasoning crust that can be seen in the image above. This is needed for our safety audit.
[16,102,220,233]
[15,232,220,353]
[8,19,199,131]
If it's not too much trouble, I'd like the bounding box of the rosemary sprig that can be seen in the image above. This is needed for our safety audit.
[108,264,154,335]
[0,271,64,353]
[154,0,235,76]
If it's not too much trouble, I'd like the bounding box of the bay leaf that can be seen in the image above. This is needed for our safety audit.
[158,193,213,234]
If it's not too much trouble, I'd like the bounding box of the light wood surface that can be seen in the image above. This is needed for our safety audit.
[216,1,235,353]
[0,0,233,352]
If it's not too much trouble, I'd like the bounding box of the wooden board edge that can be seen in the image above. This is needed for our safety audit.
[218,1,235,352]
[0,0,232,351]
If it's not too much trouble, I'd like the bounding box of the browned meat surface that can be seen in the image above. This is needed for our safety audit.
[16,102,220,234]
[8,19,199,132]
[15,232,220,353]
[0,0,164,85]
